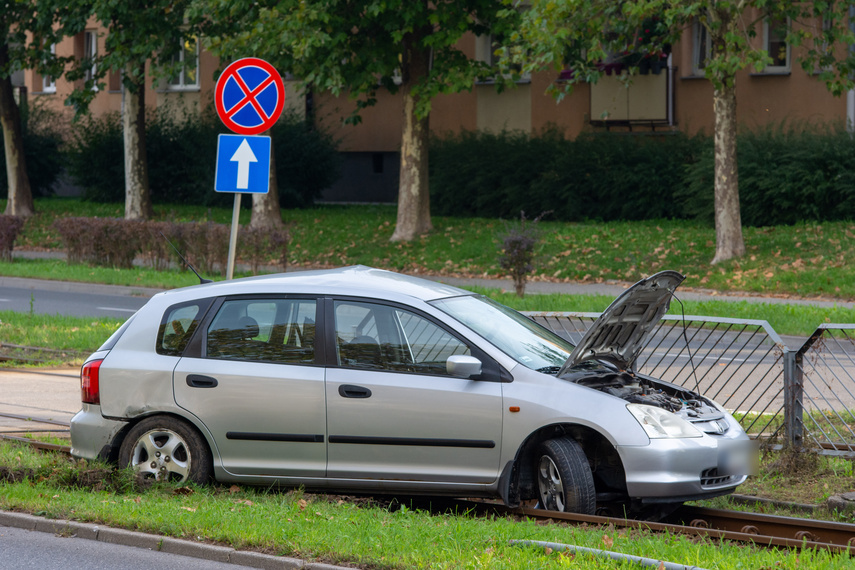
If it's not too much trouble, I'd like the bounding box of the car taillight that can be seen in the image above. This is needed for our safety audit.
[81,359,102,405]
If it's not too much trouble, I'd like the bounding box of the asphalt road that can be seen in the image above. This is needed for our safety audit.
[0,525,259,570]
[0,277,158,318]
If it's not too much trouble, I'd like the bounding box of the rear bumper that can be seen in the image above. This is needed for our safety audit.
[70,404,126,461]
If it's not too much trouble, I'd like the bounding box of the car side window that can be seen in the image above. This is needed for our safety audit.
[157,302,209,356]
[206,298,316,364]
[334,300,470,375]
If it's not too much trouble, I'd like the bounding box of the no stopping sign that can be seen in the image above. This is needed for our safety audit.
[215,58,285,135]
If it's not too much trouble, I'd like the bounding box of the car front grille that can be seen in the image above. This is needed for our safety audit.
[700,467,734,487]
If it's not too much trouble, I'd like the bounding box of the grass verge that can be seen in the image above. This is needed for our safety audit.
[0,441,851,569]
[6,198,855,301]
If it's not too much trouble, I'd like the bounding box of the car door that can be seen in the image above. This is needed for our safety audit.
[325,299,504,484]
[173,296,327,477]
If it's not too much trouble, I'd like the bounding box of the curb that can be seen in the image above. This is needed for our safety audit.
[0,510,353,570]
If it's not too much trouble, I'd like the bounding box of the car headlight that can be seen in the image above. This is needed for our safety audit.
[627,404,703,439]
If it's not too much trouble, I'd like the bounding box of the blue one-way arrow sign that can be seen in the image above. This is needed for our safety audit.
[215,134,271,194]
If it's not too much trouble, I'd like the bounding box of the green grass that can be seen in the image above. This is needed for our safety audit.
[7,198,855,298]
[0,441,851,569]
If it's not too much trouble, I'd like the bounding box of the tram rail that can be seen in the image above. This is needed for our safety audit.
[2,414,853,555]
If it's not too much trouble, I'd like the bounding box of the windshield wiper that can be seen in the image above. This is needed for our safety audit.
[536,366,562,375]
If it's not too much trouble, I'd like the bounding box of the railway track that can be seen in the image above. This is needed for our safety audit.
[2,413,853,554]
[0,412,71,453]
[452,500,855,554]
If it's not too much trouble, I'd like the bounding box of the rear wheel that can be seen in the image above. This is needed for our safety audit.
[118,416,212,485]
[536,437,596,514]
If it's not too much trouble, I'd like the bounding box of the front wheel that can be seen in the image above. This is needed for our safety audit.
[118,416,212,485]
[536,437,596,514]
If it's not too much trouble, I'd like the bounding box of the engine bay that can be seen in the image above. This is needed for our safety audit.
[560,367,731,434]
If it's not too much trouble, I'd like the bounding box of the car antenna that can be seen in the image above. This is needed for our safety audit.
[160,232,213,284]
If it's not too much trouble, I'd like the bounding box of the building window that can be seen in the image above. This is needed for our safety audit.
[692,20,711,76]
[42,44,56,93]
[83,30,97,89]
[476,33,530,83]
[763,17,790,72]
[169,36,199,90]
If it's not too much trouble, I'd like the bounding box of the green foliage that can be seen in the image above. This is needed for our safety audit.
[497,212,547,297]
[64,112,124,203]
[196,0,517,119]
[430,129,704,222]
[272,117,342,208]
[0,100,67,199]
[65,107,340,208]
[683,123,855,226]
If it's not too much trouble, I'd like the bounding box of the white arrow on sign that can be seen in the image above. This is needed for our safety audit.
[230,139,258,190]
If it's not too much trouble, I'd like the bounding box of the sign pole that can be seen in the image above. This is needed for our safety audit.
[226,193,242,280]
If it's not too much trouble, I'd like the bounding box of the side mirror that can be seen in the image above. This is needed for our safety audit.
[447,355,482,378]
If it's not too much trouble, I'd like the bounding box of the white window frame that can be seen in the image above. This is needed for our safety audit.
[42,44,56,93]
[692,20,711,76]
[763,17,791,73]
[83,30,98,90]
[475,33,530,84]
[168,36,200,91]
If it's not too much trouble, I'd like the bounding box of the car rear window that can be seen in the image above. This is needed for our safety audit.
[206,298,317,364]
[156,299,212,356]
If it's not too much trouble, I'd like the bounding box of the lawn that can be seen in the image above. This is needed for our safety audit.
[5,198,855,301]
[0,441,851,569]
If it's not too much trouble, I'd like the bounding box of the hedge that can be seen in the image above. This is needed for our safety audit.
[429,124,855,226]
[64,104,341,209]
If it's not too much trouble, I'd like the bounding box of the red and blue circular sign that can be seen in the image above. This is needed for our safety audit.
[215,58,285,135]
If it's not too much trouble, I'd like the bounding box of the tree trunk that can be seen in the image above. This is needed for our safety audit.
[390,35,432,242]
[123,72,152,220]
[710,78,745,264]
[0,42,34,218]
[250,129,284,229]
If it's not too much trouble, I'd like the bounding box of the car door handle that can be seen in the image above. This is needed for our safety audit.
[338,384,371,399]
[186,374,218,388]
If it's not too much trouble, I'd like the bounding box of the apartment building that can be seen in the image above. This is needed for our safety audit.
[19,14,849,203]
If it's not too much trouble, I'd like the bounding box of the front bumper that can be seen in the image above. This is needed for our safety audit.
[70,404,126,461]
[618,434,753,502]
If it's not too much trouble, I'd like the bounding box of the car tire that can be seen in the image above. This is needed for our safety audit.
[535,437,596,514]
[118,416,212,485]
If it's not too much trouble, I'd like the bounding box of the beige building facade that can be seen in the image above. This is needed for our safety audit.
[19,14,850,202]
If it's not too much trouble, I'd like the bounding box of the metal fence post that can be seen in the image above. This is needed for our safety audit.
[783,348,804,449]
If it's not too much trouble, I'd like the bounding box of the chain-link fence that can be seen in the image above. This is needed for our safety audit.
[526,312,855,457]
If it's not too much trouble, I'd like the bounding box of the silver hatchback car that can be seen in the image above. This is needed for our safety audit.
[71,266,752,514]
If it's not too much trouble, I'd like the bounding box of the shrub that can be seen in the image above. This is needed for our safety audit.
[430,128,702,223]
[497,212,548,298]
[239,226,290,273]
[53,217,144,268]
[0,101,66,198]
[0,215,25,261]
[65,104,340,209]
[179,222,230,275]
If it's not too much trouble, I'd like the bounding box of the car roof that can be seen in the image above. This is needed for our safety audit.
[154,265,473,305]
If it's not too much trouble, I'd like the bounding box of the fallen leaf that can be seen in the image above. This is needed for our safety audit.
[602,535,614,548]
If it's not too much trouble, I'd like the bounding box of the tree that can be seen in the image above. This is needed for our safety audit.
[68,1,201,221]
[1,2,87,218]
[512,0,855,263]
[194,0,518,241]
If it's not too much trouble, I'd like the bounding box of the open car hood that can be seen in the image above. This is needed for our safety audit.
[558,270,685,375]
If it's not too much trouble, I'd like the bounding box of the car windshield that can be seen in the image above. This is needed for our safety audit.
[431,295,575,372]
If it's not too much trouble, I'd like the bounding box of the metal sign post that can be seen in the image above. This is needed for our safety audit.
[226,194,241,280]
[213,58,285,279]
